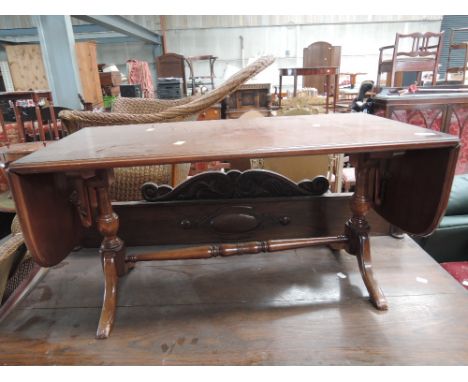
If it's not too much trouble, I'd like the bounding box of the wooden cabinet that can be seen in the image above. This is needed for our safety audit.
[75,42,103,107]
[5,42,103,107]
[197,104,221,121]
[302,41,341,94]
[226,83,271,119]
[155,53,187,96]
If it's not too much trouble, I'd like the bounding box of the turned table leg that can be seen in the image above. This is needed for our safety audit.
[345,156,388,310]
[95,180,128,339]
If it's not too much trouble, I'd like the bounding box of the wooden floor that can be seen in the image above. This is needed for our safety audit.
[0,235,467,365]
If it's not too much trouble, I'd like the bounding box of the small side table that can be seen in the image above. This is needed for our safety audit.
[340,72,367,89]
[278,67,339,113]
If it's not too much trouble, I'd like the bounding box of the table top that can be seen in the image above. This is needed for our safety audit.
[186,55,217,61]
[375,89,468,101]
[279,67,339,75]
[0,90,52,100]
[10,113,459,174]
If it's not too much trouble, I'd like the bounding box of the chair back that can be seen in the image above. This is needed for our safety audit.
[393,32,444,60]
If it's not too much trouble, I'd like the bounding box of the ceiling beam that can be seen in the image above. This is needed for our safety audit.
[0,33,142,45]
[72,15,161,45]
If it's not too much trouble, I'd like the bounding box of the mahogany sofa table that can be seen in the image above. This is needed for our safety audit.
[278,67,339,112]
[7,113,459,339]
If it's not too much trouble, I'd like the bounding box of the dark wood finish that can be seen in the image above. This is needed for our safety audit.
[7,171,83,267]
[99,72,122,87]
[94,170,130,338]
[155,53,187,96]
[278,67,339,112]
[9,114,458,173]
[81,194,390,248]
[226,83,271,119]
[7,113,459,338]
[377,32,444,89]
[303,41,341,94]
[345,155,387,310]
[1,236,468,365]
[0,91,59,144]
[140,171,329,202]
[127,236,349,262]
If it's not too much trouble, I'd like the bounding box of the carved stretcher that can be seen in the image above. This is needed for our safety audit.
[7,113,459,338]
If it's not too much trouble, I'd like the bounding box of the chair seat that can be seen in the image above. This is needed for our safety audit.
[380,57,436,73]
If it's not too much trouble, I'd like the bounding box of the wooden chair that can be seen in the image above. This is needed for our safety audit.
[446,28,468,84]
[376,32,444,89]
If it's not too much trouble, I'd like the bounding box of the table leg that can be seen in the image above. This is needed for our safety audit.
[325,75,330,114]
[293,74,297,97]
[344,156,388,310]
[95,177,129,339]
[350,74,357,89]
[279,74,283,108]
[334,74,339,113]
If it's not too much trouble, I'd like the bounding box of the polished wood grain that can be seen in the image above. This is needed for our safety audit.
[9,114,459,173]
[345,155,387,310]
[1,236,467,365]
[81,194,390,248]
[127,236,349,262]
[8,171,82,267]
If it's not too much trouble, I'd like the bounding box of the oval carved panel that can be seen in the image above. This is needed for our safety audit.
[210,212,260,233]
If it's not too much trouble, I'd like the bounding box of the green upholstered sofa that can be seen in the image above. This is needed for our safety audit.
[413,174,468,263]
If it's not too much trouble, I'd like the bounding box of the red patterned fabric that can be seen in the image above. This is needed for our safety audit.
[126,60,155,98]
[0,121,62,144]
[374,106,468,174]
[441,261,468,289]
[0,121,63,190]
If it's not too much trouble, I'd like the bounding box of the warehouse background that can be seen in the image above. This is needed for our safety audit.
[0,15,443,90]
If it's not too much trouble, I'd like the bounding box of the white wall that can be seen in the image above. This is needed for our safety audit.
[162,16,443,90]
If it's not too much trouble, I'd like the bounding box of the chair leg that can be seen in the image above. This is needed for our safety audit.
[432,68,437,85]
[376,70,381,91]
